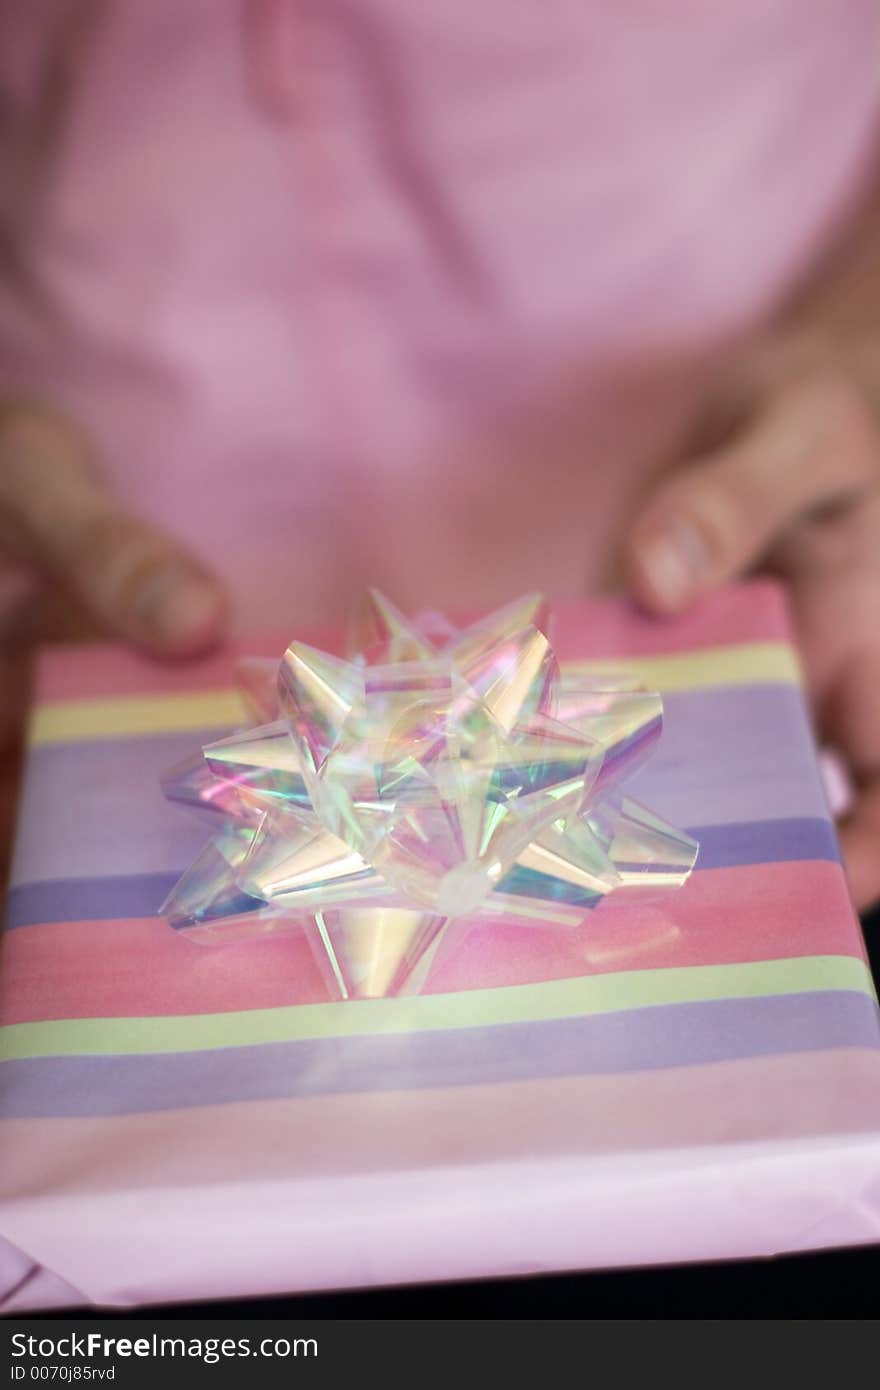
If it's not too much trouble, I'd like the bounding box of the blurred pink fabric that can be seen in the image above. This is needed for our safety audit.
[1,0,879,627]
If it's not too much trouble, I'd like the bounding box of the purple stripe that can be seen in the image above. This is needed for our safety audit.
[3,818,840,930]
[684,817,840,870]
[635,685,828,829]
[10,686,828,888]
[1,991,876,1119]
[5,872,178,929]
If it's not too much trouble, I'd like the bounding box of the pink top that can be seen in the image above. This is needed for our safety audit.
[2,0,879,627]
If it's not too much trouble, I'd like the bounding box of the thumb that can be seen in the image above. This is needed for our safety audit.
[623,369,880,614]
[0,403,228,656]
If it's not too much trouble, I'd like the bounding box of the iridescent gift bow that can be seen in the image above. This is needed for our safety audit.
[160,593,698,999]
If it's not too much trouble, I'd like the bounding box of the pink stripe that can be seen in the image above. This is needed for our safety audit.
[34,626,338,703]
[2,1047,879,1307]
[34,581,791,702]
[0,861,863,1025]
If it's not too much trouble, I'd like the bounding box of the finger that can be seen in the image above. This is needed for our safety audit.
[838,777,880,912]
[820,640,880,912]
[624,367,880,613]
[0,404,228,656]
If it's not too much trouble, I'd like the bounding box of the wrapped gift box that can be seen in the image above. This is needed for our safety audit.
[1,580,878,1311]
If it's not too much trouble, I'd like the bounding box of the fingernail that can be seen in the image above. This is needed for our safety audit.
[134,567,226,651]
[638,520,709,609]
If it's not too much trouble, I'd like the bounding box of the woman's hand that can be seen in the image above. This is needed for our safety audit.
[0,400,228,873]
[624,339,880,911]
[0,401,228,655]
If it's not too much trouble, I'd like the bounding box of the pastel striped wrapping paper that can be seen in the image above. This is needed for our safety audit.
[1,581,879,1311]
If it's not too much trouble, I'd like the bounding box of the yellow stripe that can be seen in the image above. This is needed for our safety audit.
[28,642,801,747]
[0,954,871,1061]
[564,642,802,692]
[29,690,248,745]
